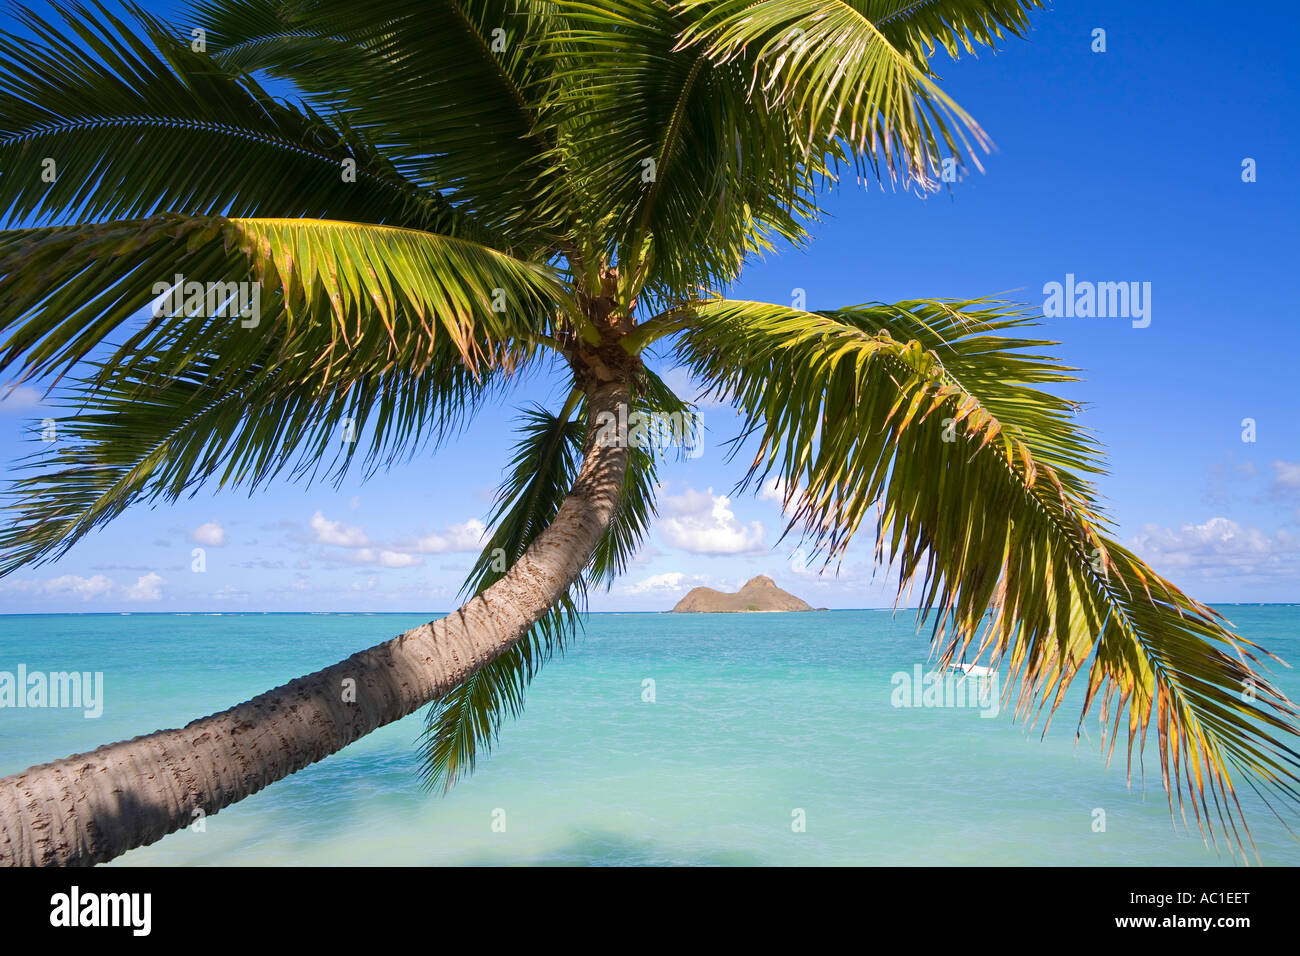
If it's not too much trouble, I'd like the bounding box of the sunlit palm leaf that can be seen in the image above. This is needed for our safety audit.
[0,340,502,573]
[0,2,470,235]
[0,214,570,568]
[869,0,1043,64]
[678,297,1300,859]
[191,0,571,248]
[677,0,990,186]
[0,214,573,386]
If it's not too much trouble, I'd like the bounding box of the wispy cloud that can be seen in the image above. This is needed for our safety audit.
[1129,517,1300,578]
[0,384,46,414]
[623,571,696,594]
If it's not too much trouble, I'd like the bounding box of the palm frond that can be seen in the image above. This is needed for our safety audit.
[541,0,825,305]
[420,373,680,790]
[0,214,571,570]
[419,400,586,792]
[0,1,470,235]
[869,0,1043,64]
[190,0,571,247]
[0,345,497,573]
[678,296,1300,858]
[0,214,572,386]
[677,0,992,187]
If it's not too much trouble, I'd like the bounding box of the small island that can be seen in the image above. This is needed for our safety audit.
[670,575,813,613]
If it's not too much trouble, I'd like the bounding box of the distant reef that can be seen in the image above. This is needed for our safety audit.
[670,575,814,613]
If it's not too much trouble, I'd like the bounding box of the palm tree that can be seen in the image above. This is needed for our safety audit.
[0,0,1294,867]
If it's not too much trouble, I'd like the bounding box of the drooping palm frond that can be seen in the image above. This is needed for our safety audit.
[0,215,571,569]
[418,400,586,793]
[0,1,474,236]
[0,342,504,573]
[676,0,993,187]
[190,0,572,249]
[675,297,1300,859]
[867,0,1043,64]
[0,214,572,385]
[420,375,682,790]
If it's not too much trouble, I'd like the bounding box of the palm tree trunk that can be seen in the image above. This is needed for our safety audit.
[0,379,632,866]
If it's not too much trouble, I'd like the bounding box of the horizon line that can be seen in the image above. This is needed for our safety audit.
[0,602,1295,616]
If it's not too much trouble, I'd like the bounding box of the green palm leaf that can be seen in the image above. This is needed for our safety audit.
[420,373,682,791]
[0,214,573,385]
[541,0,824,306]
[191,0,571,247]
[677,0,991,186]
[418,400,585,793]
[0,214,572,569]
[0,343,500,573]
[869,0,1043,63]
[676,297,1300,859]
[0,1,470,235]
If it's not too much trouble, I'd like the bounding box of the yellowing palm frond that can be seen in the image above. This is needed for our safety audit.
[677,297,1300,859]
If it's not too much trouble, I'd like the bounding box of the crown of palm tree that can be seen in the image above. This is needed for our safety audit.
[0,0,1295,864]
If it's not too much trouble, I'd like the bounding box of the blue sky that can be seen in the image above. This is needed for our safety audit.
[1,0,1297,612]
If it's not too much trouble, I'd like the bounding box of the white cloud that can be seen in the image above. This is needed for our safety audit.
[125,572,163,601]
[414,518,489,554]
[757,477,787,503]
[378,550,422,568]
[659,487,765,554]
[343,548,422,567]
[191,520,226,547]
[757,477,804,513]
[210,584,249,602]
[43,574,114,600]
[624,572,689,594]
[310,510,370,548]
[1129,517,1299,577]
[310,511,482,566]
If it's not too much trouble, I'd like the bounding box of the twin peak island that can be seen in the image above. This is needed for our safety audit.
[669,575,821,613]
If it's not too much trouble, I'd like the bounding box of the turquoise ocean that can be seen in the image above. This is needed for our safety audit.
[1,607,1297,866]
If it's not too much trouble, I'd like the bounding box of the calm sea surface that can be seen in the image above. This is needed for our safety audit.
[1,607,1297,865]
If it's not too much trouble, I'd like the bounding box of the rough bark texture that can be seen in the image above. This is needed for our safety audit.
[0,380,631,866]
